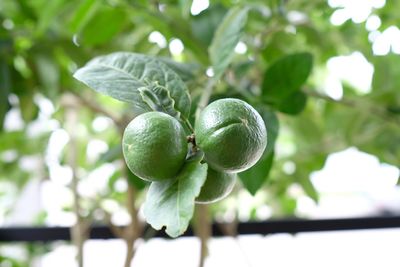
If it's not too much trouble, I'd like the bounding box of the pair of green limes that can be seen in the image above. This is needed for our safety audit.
[122,98,267,204]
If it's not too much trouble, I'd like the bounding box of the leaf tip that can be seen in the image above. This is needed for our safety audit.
[72,67,85,82]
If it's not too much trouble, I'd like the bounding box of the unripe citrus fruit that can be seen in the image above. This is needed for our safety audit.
[195,98,267,173]
[196,168,236,204]
[122,112,187,182]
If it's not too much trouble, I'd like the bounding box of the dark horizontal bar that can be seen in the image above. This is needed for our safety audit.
[1,215,400,242]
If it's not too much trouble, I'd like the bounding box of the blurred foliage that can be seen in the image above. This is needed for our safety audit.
[0,0,399,258]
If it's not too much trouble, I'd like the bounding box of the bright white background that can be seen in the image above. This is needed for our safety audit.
[1,0,400,266]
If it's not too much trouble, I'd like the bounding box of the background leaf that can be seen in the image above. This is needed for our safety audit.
[34,54,60,101]
[68,0,99,32]
[209,6,249,79]
[78,7,127,46]
[127,168,148,190]
[191,5,227,47]
[73,52,191,118]
[239,109,279,195]
[240,151,274,195]
[262,53,313,114]
[277,91,308,115]
[297,174,319,203]
[144,154,208,238]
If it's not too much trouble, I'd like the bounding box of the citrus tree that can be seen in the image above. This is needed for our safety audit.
[1,0,399,266]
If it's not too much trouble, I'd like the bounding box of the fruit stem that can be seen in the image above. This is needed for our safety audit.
[183,117,195,133]
[187,134,198,153]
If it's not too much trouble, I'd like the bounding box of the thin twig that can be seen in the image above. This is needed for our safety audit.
[195,205,211,267]
[104,211,124,238]
[65,92,143,265]
[183,118,195,133]
[121,150,144,267]
[69,91,123,127]
[303,88,358,107]
[303,88,400,129]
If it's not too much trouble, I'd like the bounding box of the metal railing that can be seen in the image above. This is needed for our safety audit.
[1,215,400,242]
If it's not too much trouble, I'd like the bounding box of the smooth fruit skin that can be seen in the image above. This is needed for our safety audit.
[195,98,267,173]
[122,112,187,182]
[196,168,236,204]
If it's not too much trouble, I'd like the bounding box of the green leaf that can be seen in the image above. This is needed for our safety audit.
[68,0,99,32]
[277,91,308,115]
[259,108,280,155]
[36,0,65,35]
[14,0,37,21]
[0,131,49,154]
[156,57,198,81]
[78,7,127,46]
[209,6,249,79]
[35,54,60,101]
[240,151,274,195]
[127,169,148,190]
[298,175,319,203]
[97,146,122,165]
[73,52,191,118]
[19,94,38,123]
[239,109,279,195]
[144,153,208,238]
[139,84,180,119]
[262,53,313,103]
[191,5,227,47]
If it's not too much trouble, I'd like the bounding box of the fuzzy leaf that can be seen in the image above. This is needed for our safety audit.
[74,52,191,118]
[139,84,180,119]
[144,153,208,238]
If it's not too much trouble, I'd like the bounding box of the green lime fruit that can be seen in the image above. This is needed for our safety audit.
[195,98,267,173]
[122,112,187,182]
[196,168,236,204]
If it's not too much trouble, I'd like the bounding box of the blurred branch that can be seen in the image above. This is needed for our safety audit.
[122,166,144,267]
[194,205,211,267]
[64,92,142,266]
[123,185,138,267]
[65,101,89,267]
[303,88,400,129]
[104,211,124,238]
[68,92,125,128]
